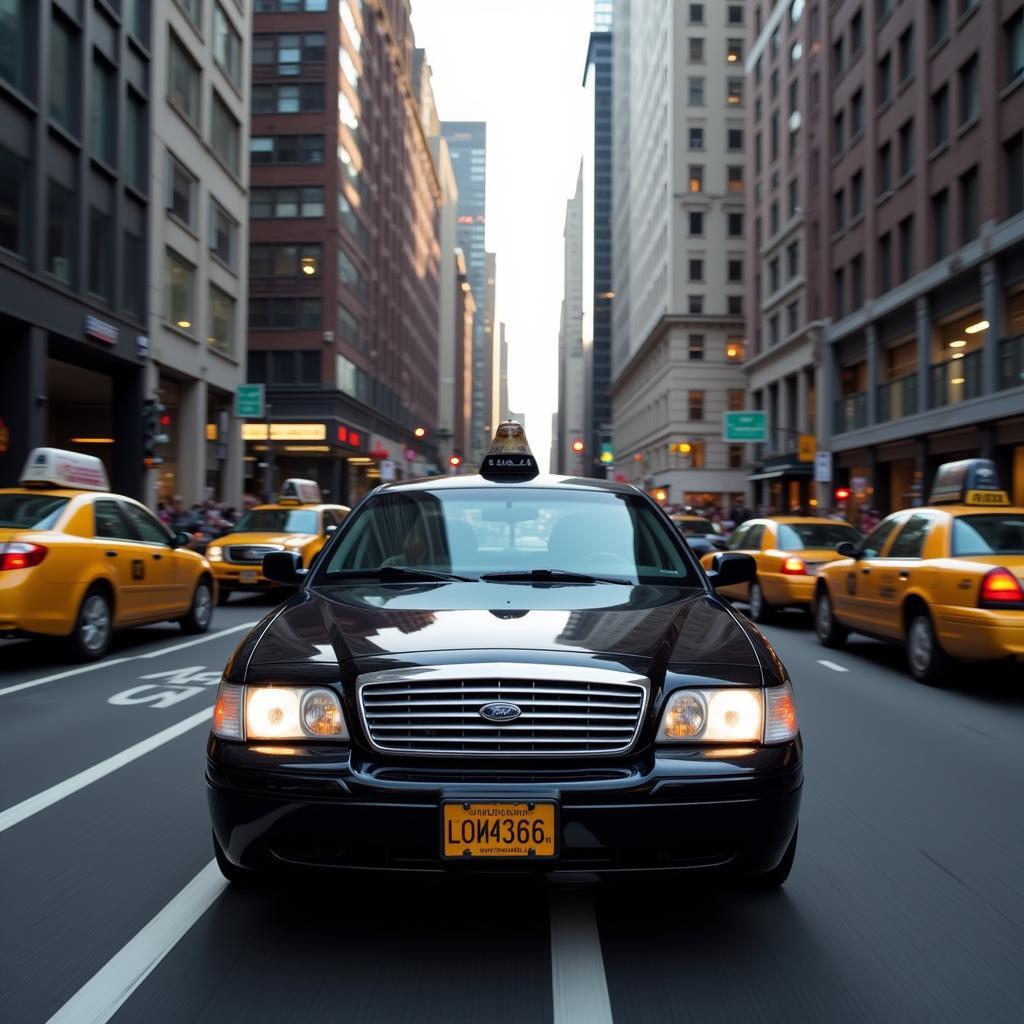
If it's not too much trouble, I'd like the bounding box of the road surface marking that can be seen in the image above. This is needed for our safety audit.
[0,622,256,698]
[0,706,212,835]
[818,659,850,673]
[45,860,226,1024]
[549,888,614,1024]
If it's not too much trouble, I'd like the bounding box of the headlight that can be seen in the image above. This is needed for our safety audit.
[211,683,348,741]
[657,683,797,744]
[207,545,222,562]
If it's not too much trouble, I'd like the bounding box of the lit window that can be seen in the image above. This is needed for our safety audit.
[725,338,746,362]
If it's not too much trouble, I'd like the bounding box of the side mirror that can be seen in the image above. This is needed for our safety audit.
[324,523,338,535]
[170,531,192,549]
[262,550,308,586]
[836,540,860,559]
[707,552,756,589]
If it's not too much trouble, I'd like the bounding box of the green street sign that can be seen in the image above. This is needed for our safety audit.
[234,384,265,419]
[722,410,766,442]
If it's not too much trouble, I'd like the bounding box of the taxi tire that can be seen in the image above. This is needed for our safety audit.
[906,609,952,686]
[180,578,214,635]
[748,580,774,623]
[741,826,798,890]
[68,585,113,662]
[814,587,848,648]
[212,831,262,886]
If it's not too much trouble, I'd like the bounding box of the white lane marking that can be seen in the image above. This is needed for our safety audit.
[818,659,850,673]
[0,706,212,835]
[0,622,257,699]
[45,860,226,1024]
[0,658,131,698]
[550,888,614,1024]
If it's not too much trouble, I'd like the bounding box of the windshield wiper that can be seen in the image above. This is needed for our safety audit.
[325,566,475,583]
[480,569,629,585]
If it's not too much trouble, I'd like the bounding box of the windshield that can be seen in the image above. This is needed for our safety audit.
[952,515,1024,556]
[776,522,861,551]
[674,518,716,536]
[317,487,695,585]
[0,494,69,530]
[233,509,318,534]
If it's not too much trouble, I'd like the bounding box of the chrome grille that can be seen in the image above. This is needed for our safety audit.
[225,544,281,564]
[358,665,648,757]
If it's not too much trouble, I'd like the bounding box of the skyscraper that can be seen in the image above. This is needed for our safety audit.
[442,121,488,461]
[556,165,586,475]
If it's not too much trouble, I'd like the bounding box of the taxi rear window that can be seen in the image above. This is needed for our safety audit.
[674,519,716,536]
[776,522,861,551]
[952,515,1024,556]
[234,509,318,533]
[317,487,695,586]
[0,494,69,530]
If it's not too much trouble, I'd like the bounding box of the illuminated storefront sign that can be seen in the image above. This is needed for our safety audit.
[242,423,327,441]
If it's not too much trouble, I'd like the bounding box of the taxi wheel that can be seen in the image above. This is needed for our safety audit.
[212,831,262,886]
[68,586,113,661]
[179,579,213,635]
[748,580,774,623]
[906,609,953,685]
[815,588,848,648]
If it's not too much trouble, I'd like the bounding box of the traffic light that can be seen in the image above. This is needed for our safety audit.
[834,487,851,502]
[414,426,427,439]
[143,399,168,469]
[571,439,585,454]
[448,453,462,469]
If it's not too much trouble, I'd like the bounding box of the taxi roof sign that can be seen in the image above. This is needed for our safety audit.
[930,458,1011,507]
[278,478,322,505]
[19,448,110,492]
[480,421,539,480]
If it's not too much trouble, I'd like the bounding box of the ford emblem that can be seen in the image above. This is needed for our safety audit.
[479,701,522,723]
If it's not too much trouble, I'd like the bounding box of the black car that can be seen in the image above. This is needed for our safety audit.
[207,428,802,884]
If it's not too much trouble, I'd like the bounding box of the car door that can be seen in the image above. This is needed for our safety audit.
[832,514,906,631]
[90,498,151,622]
[869,513,935,638]
[119,500,188,616]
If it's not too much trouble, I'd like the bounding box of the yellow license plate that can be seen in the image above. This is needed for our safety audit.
[442,801,557,859]
[239,570,259,583]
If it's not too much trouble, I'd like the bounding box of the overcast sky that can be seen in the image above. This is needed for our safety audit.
[411,0,594,471]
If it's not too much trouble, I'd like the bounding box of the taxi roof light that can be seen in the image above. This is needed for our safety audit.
[277,478,322,505]
[929,459,1011,507]
[480,420,539,481]
[19,448,109,492]
[979,568,1024,606]
[0,542,48,571]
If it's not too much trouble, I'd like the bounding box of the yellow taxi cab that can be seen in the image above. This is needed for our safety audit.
[700,516,863,623]
[0,448,216,660]
[207,478,349,602]
[670,514,727,557]
[814,458,1024,684]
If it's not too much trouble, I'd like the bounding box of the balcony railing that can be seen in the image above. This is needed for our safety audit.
[834,391,867,434]
[930,350,983,408]
[999,335,1024,391]
[876,374,918,423]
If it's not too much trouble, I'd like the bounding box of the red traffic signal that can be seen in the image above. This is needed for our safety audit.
[448,455,462,468]
[834,487,851,501]
[571,439,585,454]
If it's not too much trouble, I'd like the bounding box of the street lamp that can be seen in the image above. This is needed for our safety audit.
[414,426,426,439]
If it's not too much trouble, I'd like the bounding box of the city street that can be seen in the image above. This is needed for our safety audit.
[2,601,1022,1024]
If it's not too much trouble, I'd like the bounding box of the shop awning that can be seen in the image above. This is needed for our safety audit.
[747,464,814,482]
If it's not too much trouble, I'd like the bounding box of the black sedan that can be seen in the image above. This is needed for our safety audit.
[207,442,802,885]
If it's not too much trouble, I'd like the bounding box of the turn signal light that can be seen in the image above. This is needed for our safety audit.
[979,568,1024,606]
[0,542,48,571]
[781,556,806,575]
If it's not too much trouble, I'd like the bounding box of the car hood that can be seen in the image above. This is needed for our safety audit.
[238,581,763,682]
[214,532,318,548]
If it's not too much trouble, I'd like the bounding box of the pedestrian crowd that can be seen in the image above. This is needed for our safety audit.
[156,495,258,550]
[663,494,873,537]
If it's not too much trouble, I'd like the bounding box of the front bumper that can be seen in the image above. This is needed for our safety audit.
[212,565,276,591]
[207,740,802,877]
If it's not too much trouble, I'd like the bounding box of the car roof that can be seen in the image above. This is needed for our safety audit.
[372,473,643,496]
[250,502,346,511]
[750,516,857,526]
[895,505,1024,517]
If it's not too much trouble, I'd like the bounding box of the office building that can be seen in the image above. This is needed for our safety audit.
[556,166,586,475]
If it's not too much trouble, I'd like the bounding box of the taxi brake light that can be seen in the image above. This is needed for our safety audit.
[781,556,806,575]
[979,568,1024,606]
[0,542,48,571]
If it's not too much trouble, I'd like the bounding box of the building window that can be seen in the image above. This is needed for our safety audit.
[90,54,116,165]
[688,295,704,314]
[689,4,703,23]
[850,7,864,52]
[833,37,844,79]
[787,241,799,278]
[959,56,979,126]
[689,211,704,235]
[879,141,893,194]
[49,15,77,133]
[850,171,864,219]
[727,165,743,192]
[833,111,845,156]
[1006,133,1024,217]
[878,52,892,105]
[213,4,243,87]
[899,215,914,282]
[250,242,322,279]
[208,285,235,357]
[788,178,799,217]
[167,156,197,228]
[851,255,864,308]
[338,248,368,302]
[933,189,950,260]
[786,300,800,336]
[124,0,147,39]
[956,167,978,244]
[688,334,705,360]
[726,39,743,65]
[125,91,147,192]
[175,0,201,25]
[250,134,324,165]
[253,31,326,74]
[689,126,704,150]
[211,92,240,174]
[688,166,703,192]
[727,389,744,411]
[769,258,780,293]
[930,0,948,45]
[878,231,893,293]
[728,294,743,315]
[249,296,322,329]
[689,37,704,63]
[255,0,329,9]
[771,111,780,161]
[726,79,743,106]
[688,391,705,420]
[850,89,864,137]
[770,68,779,100]
[770,201,779,235]
[834,267,846,319]
[0,0,27,93]
[165,249,195,331]
[898,26,914,84]
[728,445,744,469]
[87,208,112,300]
[834,188,845,232]
[0,146,27,256]
[727,128,743,151]
[727,212,743,237]
[725,338,745,362]
[210,201,237,268]
[252,82,324,114]
[931,84,949,150]
[168,32,200,127]
[898,120,914,178]
[122,231,144,321]
[688,259,704,282]
[1007,11,1024,84]
[769,314,780,346]
[728,5,743,26]
[727,259,743,283]
[46,180,75,284]
[688,77,705,105]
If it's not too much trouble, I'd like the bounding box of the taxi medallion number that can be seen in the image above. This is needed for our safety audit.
[442,801,557,859]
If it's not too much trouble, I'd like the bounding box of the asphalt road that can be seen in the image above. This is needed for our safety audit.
[2,598,1023,1023]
